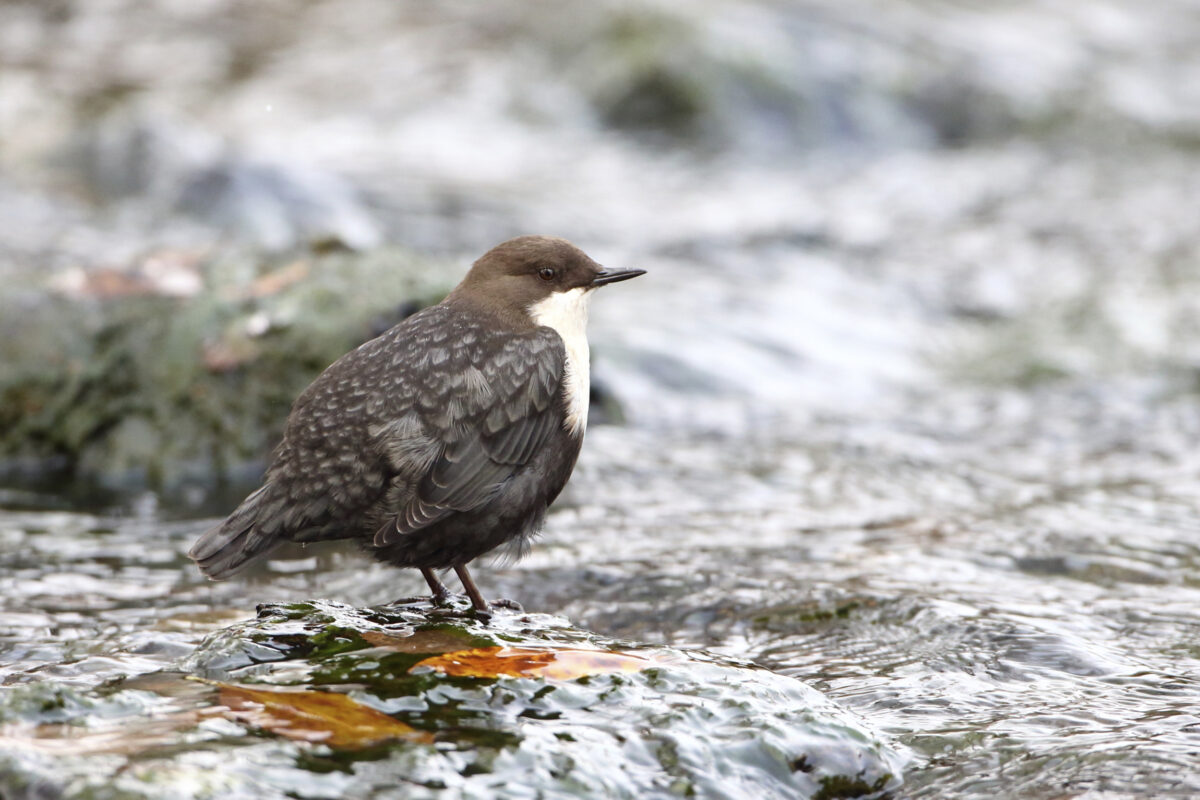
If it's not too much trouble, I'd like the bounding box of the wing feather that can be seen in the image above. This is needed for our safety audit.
[374,327,566,545]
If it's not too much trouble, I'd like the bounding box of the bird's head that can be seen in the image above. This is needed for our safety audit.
[449,235,645,328]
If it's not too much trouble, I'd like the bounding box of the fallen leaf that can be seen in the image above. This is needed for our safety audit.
[217,684,432,748]
[246,259,309,299]
[49,267,152,299]
[410,646,653,680]
[48,251,205,299]
[201,337,260,372]
[138,251,205,297]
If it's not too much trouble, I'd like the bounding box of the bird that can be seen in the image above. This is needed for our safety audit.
[189,235,645,618]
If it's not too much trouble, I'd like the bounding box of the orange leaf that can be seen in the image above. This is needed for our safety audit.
[246,259,310,299]
[217,684,432,748]
[410,646,653,680]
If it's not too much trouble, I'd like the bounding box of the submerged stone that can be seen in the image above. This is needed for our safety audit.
[1,599,904,799]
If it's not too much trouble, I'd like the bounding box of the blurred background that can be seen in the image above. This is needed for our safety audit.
[3,1,1200,797]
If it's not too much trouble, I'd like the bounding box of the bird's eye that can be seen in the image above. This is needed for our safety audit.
[538,267,556,281]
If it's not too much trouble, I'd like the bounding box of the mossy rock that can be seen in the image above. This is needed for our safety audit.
[0,599,905,799]
[0,247,452,496]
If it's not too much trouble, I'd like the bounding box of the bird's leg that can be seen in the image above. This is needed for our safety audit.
[453,564,491,617]
[421,567,452,605]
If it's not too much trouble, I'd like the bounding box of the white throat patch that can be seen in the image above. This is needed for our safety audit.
[529,287,593,436]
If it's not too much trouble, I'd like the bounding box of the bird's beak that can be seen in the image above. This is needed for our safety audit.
[591,268,647,287]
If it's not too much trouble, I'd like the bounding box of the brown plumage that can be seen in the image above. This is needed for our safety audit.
[189,235,644,616]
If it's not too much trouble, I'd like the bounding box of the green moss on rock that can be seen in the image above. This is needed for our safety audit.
[0,247,452,493]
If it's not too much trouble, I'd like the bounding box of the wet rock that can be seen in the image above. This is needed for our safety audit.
[176,159,381,252]
[0,600,905,799]
[67,114,382,251]
[0,248,450,497]
[559,6,930,152]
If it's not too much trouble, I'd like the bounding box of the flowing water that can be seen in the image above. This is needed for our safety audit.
[3,1,1200,797]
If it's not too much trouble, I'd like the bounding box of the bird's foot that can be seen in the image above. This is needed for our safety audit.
[386,592,468,613]
[467,598,523,624]
[431,591,466,608]
[389,595,433,606]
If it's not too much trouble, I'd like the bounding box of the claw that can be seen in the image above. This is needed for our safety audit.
[389,595,433,605]
[431,590,466,608]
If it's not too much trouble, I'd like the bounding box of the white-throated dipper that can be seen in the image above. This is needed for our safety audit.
[189,235,644,617]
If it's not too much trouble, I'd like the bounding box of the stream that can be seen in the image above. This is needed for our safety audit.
[3,1,1200,797]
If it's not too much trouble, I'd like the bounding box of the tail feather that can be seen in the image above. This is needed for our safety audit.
[189,486,284,579]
